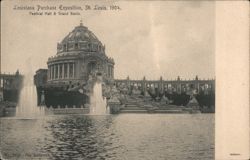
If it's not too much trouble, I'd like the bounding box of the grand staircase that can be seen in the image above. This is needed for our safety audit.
[120,106,148,113]
[119,98,189,113]
[120,99,147,113]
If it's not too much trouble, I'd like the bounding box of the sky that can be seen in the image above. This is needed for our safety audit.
[1,0,215,80]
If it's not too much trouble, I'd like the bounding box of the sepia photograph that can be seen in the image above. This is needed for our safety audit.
[1,0,248,160]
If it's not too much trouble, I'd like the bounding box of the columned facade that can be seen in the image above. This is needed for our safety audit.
[47,62,78,80]
[44,21,114,109]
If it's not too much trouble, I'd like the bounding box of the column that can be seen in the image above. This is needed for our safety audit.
[47,66,50,80]
[57,64,60,79]
[59,64,61,79]
[197,82,200,93]
[54,64,56,79]
[159,76,163,92]
[142,77,146,94]
[49,66,52,80]
[62,63,64,79]
[55,64,57,79]
[73,63,75,78]
[60,64,63,79]
[112,67,114,78]
[50,66,52,80]
[67,63,70,79]
[109,67,111,77]
[48,66,51,80]
[53,65,56,80]
[110,66,111,77]
[110,67,112,77]
[2,78,4,89]
[64,63,67,78]
[50,65,54,80]
[111,67,113,78]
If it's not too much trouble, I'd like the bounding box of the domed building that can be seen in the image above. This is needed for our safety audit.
[47,21,114,83]
[34,21,115,108]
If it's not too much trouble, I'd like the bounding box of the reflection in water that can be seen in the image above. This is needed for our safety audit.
[0,114,214,160]
[44,116,118,159]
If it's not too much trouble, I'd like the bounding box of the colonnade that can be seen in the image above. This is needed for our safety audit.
[48,62,75,80]
[115,78,215,95]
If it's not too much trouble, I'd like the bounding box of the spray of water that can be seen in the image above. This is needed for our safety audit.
[16,75,45,118]
[89,76,109,115]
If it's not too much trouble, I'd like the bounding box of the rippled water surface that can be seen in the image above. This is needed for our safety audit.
[0,114,214,160]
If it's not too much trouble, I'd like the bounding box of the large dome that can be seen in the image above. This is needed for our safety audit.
[57,22,104,54]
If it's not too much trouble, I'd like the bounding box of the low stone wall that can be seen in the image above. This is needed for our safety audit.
[0,101,17,117]
[45,108,90,115]
[0,107,16,117]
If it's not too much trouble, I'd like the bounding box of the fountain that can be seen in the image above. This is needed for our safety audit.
[89,75,109,115]
[16,75,45,118]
